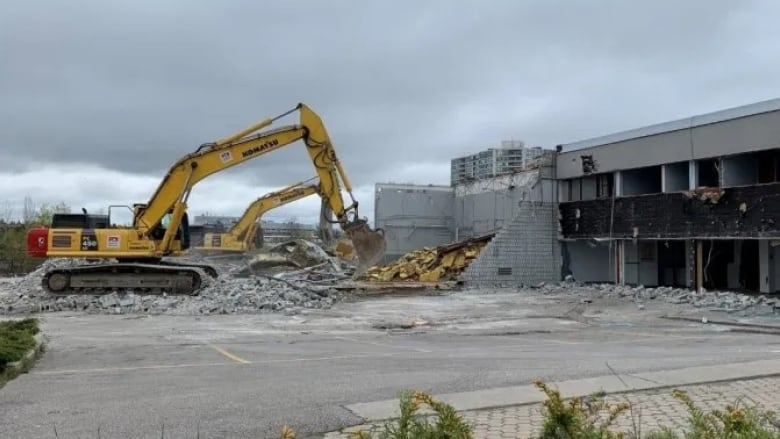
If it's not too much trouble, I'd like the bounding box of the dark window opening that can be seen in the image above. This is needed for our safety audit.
[622,166,662,196]
[497,267,512,276]
[596,174,614,198]
[740,240,759,292]
[697,159,720,187]
[702,240,733,290]
[663,161,690,192]
[757,149,780,183]
[581,176,597,200]
[657,241,686,287]
[570,179,582,201]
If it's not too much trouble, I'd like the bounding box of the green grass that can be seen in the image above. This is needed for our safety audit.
[0,318,40,375]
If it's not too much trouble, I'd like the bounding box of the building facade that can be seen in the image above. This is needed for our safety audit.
[557,98,780,293]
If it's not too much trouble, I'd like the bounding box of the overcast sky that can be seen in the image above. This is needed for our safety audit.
[2,0,779,225]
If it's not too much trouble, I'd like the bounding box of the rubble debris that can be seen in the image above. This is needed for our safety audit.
[0,258,340,316]
[684,187,725,204]
[268,239,334,268]
[364,234,492,282]
[236,239,352,277]
[536,281,779,317]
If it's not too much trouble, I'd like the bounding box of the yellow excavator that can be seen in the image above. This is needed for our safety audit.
[27,103,386,295]
[195,181,320,254]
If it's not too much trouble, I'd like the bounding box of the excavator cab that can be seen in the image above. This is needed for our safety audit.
[150,211,191,249]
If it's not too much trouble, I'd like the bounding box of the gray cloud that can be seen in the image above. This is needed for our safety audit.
[2,0,780,196]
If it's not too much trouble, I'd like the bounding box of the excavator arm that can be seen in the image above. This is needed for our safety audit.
[136,103,384,270]
[197,181,320,252]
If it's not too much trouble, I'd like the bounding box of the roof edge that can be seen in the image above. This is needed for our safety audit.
[560,97,780,153]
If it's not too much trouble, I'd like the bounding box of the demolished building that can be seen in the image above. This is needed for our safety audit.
[375,148,560,287]
[558,98,780,293]
[374,98,780,293]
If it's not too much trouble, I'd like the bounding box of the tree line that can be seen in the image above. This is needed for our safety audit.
[0,201,71,276]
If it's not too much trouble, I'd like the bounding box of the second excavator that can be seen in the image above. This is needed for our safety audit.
[195,180,320,254]
[27,103,386,295]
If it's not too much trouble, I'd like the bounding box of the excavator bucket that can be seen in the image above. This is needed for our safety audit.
[344,221,386,279]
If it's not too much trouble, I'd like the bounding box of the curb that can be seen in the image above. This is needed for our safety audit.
[344,358,780,422]
[2,332,46,383]
[660,315,780,334]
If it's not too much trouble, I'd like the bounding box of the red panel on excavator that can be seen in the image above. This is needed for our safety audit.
[27,227,49,257]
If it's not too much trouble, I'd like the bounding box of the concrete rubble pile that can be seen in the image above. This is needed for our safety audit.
[364,234,492,282]
[0,256,340,316]
[536,279,779,317]
[232,239,354,282]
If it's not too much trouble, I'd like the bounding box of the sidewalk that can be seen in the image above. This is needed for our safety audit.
[324,360,780,438]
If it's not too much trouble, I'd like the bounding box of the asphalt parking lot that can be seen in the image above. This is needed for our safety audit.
[1,291,779,438]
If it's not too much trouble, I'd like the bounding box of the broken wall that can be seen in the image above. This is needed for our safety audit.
[560,183,780,239]
[561,240,614,283]
[374,184,455,264]
[454,167,556,239]
[461,202,560,286]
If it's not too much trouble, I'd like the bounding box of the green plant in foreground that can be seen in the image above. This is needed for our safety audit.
[0,318,40,370]
[0,318,40,335]
[277,380,780,439]
[657,389,780,439]
[533,379,630,439]
[350,390,473,439]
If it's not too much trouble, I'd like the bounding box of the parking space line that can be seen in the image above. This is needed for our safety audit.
[209,344,252,364]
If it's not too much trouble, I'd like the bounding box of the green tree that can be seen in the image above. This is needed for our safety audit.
[0,200,71,275]
[27,202,71,226]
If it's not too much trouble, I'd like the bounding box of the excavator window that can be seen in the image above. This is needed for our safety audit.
[51,213,110,229]
[149,212,190,249]
[180,212,191,250]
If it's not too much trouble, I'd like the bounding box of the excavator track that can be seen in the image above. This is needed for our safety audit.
[157,260,219,278]
[42,263,217,296]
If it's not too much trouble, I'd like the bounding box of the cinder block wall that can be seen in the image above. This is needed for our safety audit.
[461,202,561,286]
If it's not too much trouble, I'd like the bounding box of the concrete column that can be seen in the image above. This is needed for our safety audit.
[661,164,667,193]
[615,240,625,285]
[771,243,778,293]
[614,171,622,197]
[685,240,693,287]
[759,239,770,293]
[688,160,697,189]
[695,240,704,292]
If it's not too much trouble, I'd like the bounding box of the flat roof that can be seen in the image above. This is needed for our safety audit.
[560,97,780,153]
[375,183,453,192]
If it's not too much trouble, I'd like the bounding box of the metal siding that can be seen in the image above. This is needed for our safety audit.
[561,97,780,153]
[691,110,780,158]
[374,184,455,262]
[556,129,692,179]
